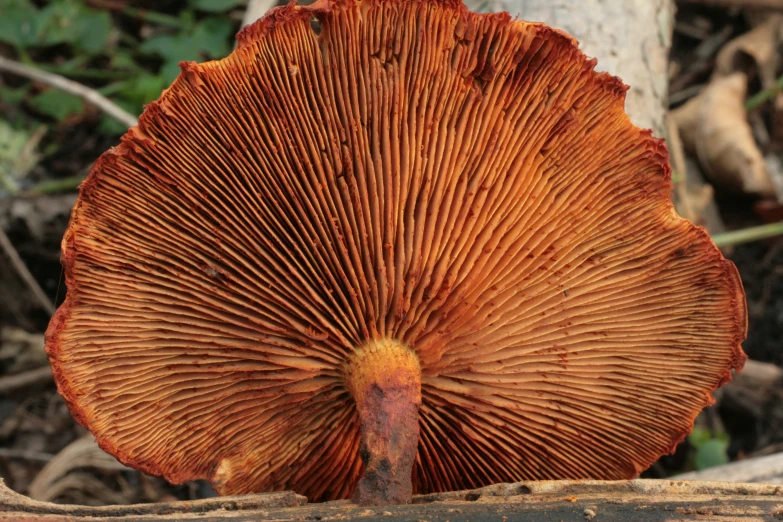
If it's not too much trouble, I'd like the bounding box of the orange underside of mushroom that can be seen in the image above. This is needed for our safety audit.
[46,0,747,506]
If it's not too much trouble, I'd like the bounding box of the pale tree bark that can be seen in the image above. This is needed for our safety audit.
[486,0,675,138]
[241,0,277,30]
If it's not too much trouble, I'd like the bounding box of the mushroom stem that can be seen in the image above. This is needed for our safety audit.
[344,338,421,506]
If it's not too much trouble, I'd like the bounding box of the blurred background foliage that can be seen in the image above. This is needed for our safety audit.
[0,0,246,196]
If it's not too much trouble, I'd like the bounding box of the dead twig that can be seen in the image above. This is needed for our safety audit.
[0,227,55,315]
[29,436,133,503]
[0,56,138,128]
[0,448,55,463]
[0,366,53,395]
[4,479,783,521]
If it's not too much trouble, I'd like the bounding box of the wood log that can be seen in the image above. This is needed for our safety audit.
[674,452,783,484]
[3,479,783,521]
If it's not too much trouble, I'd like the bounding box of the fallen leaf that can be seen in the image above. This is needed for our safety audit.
[714,14,783,92]
[672,72,776,198]
[29,436,131,503]
[714,15,783,145]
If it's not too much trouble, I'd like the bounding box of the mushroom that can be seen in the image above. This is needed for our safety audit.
[46,0,747,507]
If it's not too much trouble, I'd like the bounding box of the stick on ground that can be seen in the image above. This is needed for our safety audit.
[0,366,53,395]
[0,227,55,315]
[0,56,138,129]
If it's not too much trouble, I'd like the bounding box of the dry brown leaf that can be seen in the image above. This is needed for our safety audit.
[666,113,719,228]
[673,72,776,197]
[28,436,130,503]
[714,14,783,91]
[714,15,783,144]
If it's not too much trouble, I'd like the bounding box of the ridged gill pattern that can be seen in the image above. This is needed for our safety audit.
[46,0,747,502]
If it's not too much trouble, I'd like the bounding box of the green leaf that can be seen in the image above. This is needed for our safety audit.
[694,439,729,471]
[34,0,112,52]
[28,89,85,122]
[0,85,29,105]
[98,115,128,136]
[72,10,112,54]
[119,74,167,106]
[140,33,199,83]
[189,0,245,13]
[192,17,233,58]
[0,0,111,52]
[98,116,125,136]
[35,0,81,46]
[140,34,201,62]
[687,426,712,449]
[140,17,235,82]
[47,54,89,74]
[141,17,233,62]
[163,60,185,84]
[110,51,139,71]
[98,98,136,136]
[0,0,40,48]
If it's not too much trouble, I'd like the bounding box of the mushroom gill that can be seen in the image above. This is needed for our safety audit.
[46,0,747,506]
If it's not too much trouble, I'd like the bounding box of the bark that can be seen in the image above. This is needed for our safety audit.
[3,479,783,521]
[240,0,277,29]
[674,452,783,484]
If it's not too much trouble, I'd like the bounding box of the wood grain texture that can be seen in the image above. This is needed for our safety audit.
[3,479,783,521]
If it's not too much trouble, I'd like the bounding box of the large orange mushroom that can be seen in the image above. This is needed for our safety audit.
[46,0,747,507]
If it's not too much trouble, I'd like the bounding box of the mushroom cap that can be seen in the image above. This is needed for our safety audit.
[46,0,747,502]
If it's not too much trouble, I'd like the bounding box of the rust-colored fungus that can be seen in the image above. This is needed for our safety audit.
[46,0,747,507]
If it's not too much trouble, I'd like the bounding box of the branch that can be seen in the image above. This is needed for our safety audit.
[0,227,55,315]
[0,56,138,129]
[0,366,53,395]
[0,448,55,463]
[3,479,783,521]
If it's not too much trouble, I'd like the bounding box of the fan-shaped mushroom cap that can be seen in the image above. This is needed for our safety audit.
[46,0,747,505]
